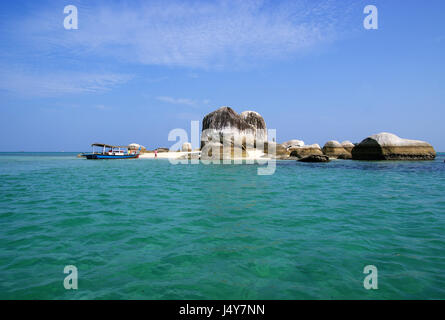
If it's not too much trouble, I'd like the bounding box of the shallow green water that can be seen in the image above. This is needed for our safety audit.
[0,152,444,299]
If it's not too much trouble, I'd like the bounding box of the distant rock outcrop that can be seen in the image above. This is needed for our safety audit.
[298,155,330,163]
[341,141,355,153]
[282,140,305,149]
[181,142,192,152]
[352,132,436,160]
[322,140,351,159]
[289,144,323,158]
[263,142,288,159]
[129,143,146,152]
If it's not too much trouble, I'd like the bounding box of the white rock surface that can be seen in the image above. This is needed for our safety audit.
[282,140,305,149]
[323,140,342,148]
[362,132,431,147]
[341,141,355,148]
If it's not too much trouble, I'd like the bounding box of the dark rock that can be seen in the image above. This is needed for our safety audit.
[337,153,352,160]
[298,155,330,163]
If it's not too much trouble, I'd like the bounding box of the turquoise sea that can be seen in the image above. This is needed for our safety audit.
[0,152,444,299]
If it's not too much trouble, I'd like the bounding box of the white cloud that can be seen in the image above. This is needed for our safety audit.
[0,68,132,97]
[156,96,208,107]
[13,0,357,69]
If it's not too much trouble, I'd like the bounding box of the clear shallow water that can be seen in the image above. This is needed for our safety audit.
[0,152,445,300]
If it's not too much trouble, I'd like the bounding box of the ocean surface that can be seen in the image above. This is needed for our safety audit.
[0,152,444,299]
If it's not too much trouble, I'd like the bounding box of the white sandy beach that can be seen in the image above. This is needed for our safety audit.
[139,151,199,159]
[139,150,272,161]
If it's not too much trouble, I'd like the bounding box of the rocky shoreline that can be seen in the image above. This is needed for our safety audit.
[142,106,436,162]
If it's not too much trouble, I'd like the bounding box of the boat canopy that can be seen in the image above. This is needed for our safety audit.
[91,143,129,149]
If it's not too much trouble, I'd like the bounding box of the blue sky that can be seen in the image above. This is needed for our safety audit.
[0,0,444,151]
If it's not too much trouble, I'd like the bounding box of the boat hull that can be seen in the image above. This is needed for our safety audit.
[84,154,139,160]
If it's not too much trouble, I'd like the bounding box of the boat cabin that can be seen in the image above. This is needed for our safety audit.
[83,143,141,159]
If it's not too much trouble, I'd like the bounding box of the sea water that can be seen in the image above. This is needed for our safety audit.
[0,152,444,299]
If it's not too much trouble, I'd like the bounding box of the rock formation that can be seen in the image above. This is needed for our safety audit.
[298,155,330,163]
[322,140,351,159]
[263,142,288,159]
[341,141,355,153]
[181,142,192,152]
[289,144,323,158]
[351,132,436,160]
[282,140,305,149]
[201,107,267,155]
[200,141,247,160]
[240,111,267,143]
[128,143,146,152]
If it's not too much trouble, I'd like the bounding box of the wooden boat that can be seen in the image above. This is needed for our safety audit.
[82,143,140,160]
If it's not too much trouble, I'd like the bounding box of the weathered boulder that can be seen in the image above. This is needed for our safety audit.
[156,147,170,153]
[282,139,305,149]
[181,142,192,152]
[263,142,289,159]
[200,141,247,160]
[128,143,146,152]
[322,140,351,159]
[202,107,256,145]
[298,155,330,163]
[240,111,267,143]
[201,107,267,159]
[352,132,436,160]
[341,141,355,153]
[289,144,323,158]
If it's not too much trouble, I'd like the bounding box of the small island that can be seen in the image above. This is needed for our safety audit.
[137,106,436,162]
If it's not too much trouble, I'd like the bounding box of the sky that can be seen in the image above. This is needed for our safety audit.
[0,0,444,151]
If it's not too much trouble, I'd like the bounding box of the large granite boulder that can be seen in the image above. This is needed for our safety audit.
[352,132,436,160]
[322,140,351,159]
[282,139,305,149]
[240,111,267,143]
[341,141,355,153]
[289,144,323,158]
[298,155,330,163]
[201,141,247,160]
[201,107,267,156]
[263,142,289,159]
